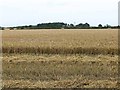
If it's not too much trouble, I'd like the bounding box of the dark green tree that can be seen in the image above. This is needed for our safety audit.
[98,24,102,28]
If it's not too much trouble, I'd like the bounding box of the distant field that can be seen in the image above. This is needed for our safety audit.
[2,29,118,88]
[2,29,118,55]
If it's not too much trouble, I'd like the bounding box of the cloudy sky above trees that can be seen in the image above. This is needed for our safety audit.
[0,0,119,27]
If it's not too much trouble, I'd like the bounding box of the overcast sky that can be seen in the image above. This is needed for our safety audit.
[0,0,119,27]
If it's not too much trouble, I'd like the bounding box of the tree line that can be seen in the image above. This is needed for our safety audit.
[0,22,120,30]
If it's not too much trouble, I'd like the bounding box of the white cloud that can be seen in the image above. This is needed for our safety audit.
[0,0,119,26]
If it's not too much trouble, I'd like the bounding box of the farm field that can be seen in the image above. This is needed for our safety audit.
[2,29,119,88]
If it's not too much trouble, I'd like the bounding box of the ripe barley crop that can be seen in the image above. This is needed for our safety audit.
[2,29,118,55]
[2,29,118,88]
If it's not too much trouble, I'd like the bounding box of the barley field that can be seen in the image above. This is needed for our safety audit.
[2,29,119,88]
[2,29,118,55]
